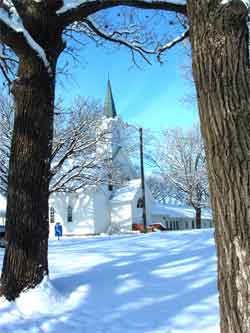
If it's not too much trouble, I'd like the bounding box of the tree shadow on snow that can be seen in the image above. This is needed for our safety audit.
[0,230,219,333]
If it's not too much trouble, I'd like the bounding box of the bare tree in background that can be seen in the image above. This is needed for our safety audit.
[153,126,209,228]
[49,97,112,193]
[147,174,178,204]
[0,95,114,195]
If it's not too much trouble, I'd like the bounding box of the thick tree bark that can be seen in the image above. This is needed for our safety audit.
[0,56,56,300]
[0,1,65,300]
[195,207,201,229]
[187,0,250,332]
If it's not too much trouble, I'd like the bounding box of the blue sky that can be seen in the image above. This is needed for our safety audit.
[56,40,199,131]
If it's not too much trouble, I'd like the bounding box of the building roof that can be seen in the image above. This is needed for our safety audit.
[111,179,141,203]
[151,202,212,220]
[104,80,117,118]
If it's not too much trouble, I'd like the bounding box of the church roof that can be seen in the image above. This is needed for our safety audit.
[111,179,141,203]
[104,80,117,118]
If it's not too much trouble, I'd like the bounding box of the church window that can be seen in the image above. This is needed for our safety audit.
[67,205,73,223]
[50,207,55,224]
[137,198,144,208]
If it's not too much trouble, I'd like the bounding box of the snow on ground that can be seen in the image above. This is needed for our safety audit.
[0,230,219,333]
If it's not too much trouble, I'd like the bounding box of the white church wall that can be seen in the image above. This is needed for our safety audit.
[49,193,68,237]
[110,202,132,232]
[96,117,113,161]
[94,191,110,233]
[49,191,95,237]
[71,192,95,234]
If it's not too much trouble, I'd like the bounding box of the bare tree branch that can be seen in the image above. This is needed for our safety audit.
[82,18,155,64]
[151,126,209,209]
[0,1,51,70]
[0,94,133,195]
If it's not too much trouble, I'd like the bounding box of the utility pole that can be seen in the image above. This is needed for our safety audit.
[140,127,147,231]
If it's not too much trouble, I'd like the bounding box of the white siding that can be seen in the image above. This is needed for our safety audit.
[110,203,132,232]
[49,192,95,237]
[94,192,110,233]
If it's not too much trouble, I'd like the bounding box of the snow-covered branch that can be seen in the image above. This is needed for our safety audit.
[0,0,51,71]
[157,29,189,62]
[82,18,155,64]
[57,0,187,26]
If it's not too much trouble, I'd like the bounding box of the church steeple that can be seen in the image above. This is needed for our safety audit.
[104,79,117,118]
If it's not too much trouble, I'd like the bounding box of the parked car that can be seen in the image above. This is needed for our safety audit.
[0,225,6,248]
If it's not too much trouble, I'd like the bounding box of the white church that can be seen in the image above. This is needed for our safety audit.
[48,80,155,237]
[48,81,213,237]
[0,81,213,237]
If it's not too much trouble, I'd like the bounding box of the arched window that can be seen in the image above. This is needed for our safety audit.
[50,207,55,224]
[67,205,73,223]
[137,198,144,208]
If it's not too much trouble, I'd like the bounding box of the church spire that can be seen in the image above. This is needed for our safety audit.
[104,79,117,118]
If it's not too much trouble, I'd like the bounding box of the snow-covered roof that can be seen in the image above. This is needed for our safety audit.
[111,179,141,203]
[151,203,212,220]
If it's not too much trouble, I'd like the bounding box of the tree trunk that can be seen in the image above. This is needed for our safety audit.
[187,0,250,332]
[195,207,201,229]
[0,56,56,300]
